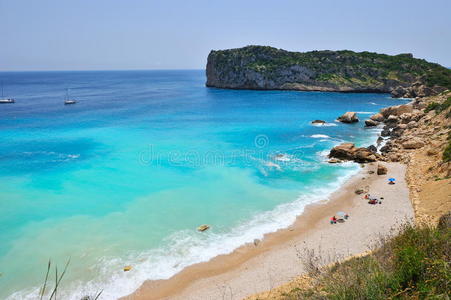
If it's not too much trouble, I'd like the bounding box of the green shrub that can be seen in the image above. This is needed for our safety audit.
[285,222,450,299]
[424,102,441,113]
[443,141,451,162]
[424,97,451,115]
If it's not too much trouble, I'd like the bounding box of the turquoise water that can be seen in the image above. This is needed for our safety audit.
[0,70,407,299]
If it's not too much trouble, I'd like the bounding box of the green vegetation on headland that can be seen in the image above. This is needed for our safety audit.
[206,46,451,97]
[277,217,450,299]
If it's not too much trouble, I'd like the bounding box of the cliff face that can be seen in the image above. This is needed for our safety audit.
[206,46,451,97]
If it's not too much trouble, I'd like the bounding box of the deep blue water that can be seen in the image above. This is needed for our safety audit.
[0,70,408,299]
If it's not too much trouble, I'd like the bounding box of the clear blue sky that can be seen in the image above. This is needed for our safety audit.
[1,0,450,71]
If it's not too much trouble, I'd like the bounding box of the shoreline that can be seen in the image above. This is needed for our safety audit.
[125,162,413,300]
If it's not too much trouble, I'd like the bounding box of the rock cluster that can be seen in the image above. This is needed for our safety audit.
[337,112,359,123]
[329,143,381,163]
[329,91,451,225]
[390,82,448,98]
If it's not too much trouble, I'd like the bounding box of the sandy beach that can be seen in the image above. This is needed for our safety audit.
[125,162,414,300]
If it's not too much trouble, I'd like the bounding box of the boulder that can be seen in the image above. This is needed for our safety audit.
[390,86,409,98]
[354,148,378,163]
[377,164,387,175]
[386,115,400,123]
[402,139,424,149]
[367,145,377,153]
[329,143,380,163]
[197,224,210,232]
[380,142,393,153]
[381,128,391,137]
[390,128,404,138]
[337,112,359,123]
[365,119,379,127]
[380,104,413,118]
[400,113,412,123]
[123,266,132,272]
[329,143,356,160]
[407,121,417,129]
[311,120,326,125]
[370,113,384,122]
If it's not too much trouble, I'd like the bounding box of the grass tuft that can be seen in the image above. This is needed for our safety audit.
[283,220,450,299]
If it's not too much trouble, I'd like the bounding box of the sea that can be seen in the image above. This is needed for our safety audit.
[0,70,408,299]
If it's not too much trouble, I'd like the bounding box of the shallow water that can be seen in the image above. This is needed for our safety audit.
[0,70,408,299]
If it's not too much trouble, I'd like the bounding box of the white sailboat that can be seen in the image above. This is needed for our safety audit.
[0,82,15,103]
[64,88,77,105]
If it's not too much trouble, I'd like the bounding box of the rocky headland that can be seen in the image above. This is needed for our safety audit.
[206,46,451,98]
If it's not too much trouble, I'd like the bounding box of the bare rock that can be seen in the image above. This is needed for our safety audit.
[407,121,417,129]
[328,158,342,163]
[311,120,326,125]
[377,164,388,175]
[400,113,413,123]
[426,148,439,156]
[380,104,413,118]
[367,145,377,153]
[381,128,391,137]
[402,139,425,149]
[329,143,356,160]
[370,113,384,122]
[365,119,379,127]
[329,143,380,163]
[387,153,401,162]
[338,112,359,123]
[386,115,400,123]
[354,148,379,163]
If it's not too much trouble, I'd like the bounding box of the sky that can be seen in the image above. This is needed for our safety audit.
[1,0,450,71]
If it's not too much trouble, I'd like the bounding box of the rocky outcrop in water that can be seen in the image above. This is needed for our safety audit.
[329,143,381,163]
[206,46,451,97]
[338,112,359,123]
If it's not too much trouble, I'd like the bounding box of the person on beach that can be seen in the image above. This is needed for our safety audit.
[330,216,337,224]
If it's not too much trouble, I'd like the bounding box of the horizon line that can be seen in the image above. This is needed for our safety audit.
[0,68,205,73]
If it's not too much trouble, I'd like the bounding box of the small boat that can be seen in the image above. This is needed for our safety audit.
[64,88,77,105]
[0,82,15,104]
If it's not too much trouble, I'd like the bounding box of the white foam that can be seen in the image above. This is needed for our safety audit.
[355,111,375,114]
[265,161,282,170]
[310,134,330,139]
[7,166,361,300]
[311,122,337,127]
[274,154,291,162]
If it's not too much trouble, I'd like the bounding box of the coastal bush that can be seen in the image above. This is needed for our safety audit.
[444,140,451,162]
[424,97,451,116]
[283,222,450,299]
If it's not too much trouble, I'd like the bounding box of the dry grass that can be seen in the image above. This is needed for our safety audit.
[259,215,450,299]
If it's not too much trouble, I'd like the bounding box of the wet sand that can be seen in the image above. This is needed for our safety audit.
[124,162,413,300]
